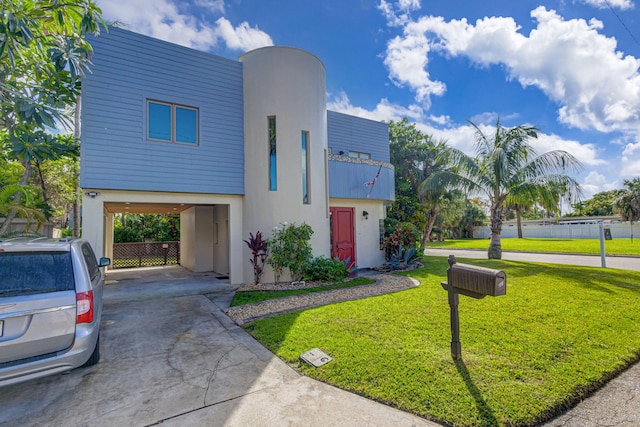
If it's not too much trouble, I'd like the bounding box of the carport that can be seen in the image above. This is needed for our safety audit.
[81,189,244,284]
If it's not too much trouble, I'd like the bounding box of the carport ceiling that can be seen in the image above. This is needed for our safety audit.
[104,202,194,214]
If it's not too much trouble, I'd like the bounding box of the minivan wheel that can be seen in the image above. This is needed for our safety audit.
[82,334,100,367]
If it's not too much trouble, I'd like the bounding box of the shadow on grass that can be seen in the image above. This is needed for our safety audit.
[455,358,499,427]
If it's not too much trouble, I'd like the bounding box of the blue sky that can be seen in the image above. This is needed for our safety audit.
[100,0,640,200]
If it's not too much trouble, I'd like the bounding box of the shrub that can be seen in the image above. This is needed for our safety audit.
[243,231,269,285]
[303,256,349,282]
[267,222,314,283]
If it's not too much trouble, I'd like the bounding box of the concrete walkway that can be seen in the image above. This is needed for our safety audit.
[425,248,640,426]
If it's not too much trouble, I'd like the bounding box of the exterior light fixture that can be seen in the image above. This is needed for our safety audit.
[85,191,100,198]
[362,210,369,220]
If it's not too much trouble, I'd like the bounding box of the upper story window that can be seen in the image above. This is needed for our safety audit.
[268,116,277,191]
[148,100,198,144]
[349,151,371,160]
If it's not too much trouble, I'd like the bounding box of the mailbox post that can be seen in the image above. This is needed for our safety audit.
[441,255,506,360]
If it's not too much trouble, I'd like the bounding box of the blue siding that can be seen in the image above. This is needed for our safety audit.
[327,111,390,162]
[329,161,395,202]
[81,27,244,194]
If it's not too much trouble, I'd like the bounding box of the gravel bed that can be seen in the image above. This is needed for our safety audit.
[226,274,419,325]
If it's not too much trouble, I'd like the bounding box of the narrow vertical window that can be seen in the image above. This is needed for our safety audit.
[302,131,310,204]
[268,116,277,191]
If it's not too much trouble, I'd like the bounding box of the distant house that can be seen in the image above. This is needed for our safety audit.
[81,27,394,285]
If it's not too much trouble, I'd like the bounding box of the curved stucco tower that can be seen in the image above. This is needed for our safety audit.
[240,47,330,283]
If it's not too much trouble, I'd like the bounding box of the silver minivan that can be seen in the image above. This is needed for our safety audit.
[0,237,110,387]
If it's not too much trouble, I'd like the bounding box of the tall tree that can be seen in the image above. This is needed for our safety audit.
[0,0,104,235]
[387,118,457,246]
[423,119,582,259]
[613,178,640,242]
[507,178,572,238]
[569,189,625,217]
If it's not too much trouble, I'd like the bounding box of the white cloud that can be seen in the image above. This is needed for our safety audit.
[384,26,446,106]
[378,0,421,27]
[580,0,634,10]
[194,0,225,13]
[100,0,272,52]
[381,6,640,133]
[213,17,273,51]
[580,170,621,199]
[621,139,640,177]
[534,133,604,167]
[327,92,424,122]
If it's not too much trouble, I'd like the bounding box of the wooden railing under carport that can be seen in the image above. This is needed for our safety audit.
[112,241,180,269]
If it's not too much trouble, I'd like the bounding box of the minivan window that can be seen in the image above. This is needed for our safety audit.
[0,252,74,297]
[81,243,99,281]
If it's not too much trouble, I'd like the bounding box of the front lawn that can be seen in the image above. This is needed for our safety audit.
[244,257,640,426]
[427,237,640,256]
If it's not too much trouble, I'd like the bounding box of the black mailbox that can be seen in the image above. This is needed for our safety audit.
[448,263,506,298]
[441,255,507,359]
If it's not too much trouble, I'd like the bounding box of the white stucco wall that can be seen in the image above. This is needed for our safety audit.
[241,47,331,283]
[212,205,230,275]
[181,206,216,272]
[330,198,386,269]
[80,189,244,284]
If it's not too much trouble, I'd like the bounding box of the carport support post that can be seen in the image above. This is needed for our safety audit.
[447,255,462,360]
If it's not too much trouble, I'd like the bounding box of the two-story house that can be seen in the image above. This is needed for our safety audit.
[81,28,394,285]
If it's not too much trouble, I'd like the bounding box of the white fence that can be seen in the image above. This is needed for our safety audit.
[473,221,640,239]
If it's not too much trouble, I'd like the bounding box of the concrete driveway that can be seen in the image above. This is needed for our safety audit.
[0,266,436,427]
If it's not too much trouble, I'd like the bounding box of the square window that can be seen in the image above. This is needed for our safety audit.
[147,100,198,145]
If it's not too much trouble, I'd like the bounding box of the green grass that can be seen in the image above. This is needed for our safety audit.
[230,277,375,307]
[427,237,640,256]
[244,257,640,426]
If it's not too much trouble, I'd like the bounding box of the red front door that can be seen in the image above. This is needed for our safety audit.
[330,207,355,268]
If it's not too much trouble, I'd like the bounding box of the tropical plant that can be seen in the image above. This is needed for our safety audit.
[423,119,582,259]
[267,222,314,283]
[0,1,105,234]
[387,118,458,246]
[0,184,45,235]
[376,244,421,272]
[613,178,640,242]
[383,221,421,261]
[244,231,269,285]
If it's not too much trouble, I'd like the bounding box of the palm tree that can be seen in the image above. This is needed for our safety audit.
[507,178,575,238]
[416,140,459,246]
[423,119,582,259]
[613,178,640,242]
